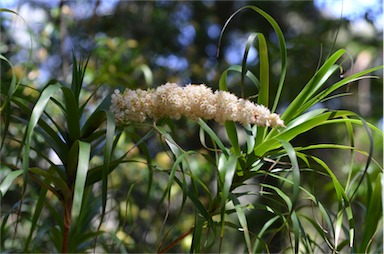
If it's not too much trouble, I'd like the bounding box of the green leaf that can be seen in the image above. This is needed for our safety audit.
[71,141,91,221]
[4,82,69,163]
[244,124,257,154]
[260,183,292,211]
[359,173,382,252]
[135,64,153,87]
[0,8,33,106]
[302,66,382,112]
[256,33,269,108]
[95,110,116,238]
[22,83,61,196]
[218,155,238,241]
[225,121,241,155]
[160,150,194,207]
[255,110,366,156]
[85,130,155,186]
[190,213,205,253]
[252,215,280,253]
[291,211,300,253]
[281,49,345,123]
[217,5,287,113]
[241,33,258,97]
[24,186,48,252]
[0,54,18,112]
[279,140,300,209]
[348,115,375,202]
[71,53,90,102]
[79,83,103,113]
[254,33,269,145]
[29,167,71,201]
[173,177,214,227]
[311,156,355,249]
[0,169,23,198]
[81,109,107,139]
[198,118,229,157]
[229,193,252,254]
[61,86,81,143]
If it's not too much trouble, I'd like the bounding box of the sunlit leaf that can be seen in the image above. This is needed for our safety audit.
[0,169,23,198]
[71,141,91,221]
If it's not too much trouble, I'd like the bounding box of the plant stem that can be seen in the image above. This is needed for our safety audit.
[62,200,72,253]
[158,227,194,253]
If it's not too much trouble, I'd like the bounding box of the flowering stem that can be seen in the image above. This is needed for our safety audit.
[111,83,284,128]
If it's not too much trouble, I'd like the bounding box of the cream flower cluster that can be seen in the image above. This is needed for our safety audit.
[110,83,284,127]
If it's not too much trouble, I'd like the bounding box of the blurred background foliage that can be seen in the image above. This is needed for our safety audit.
[1,0,383,252]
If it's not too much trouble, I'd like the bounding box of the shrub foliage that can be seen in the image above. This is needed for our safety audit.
[1,6,383,253]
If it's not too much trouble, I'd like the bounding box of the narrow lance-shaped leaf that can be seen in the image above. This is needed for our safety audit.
[219,65,260,92]
[190,212,205,253]
[252,215,280,253]
[217,5,287,113]
[225,121,241,155]
[173,177,214,227]
[28,167,71,201]
[71,141,91,221]
[218,155,238,247]
[71,53,90,101]
[241,33,258,97]
[229,193,252,254]
[0,169,23,198]
[256,33,269,108]
[198,118,229,157]
[24,184,48,252]
[245,124,257,154]
[279,139,300,209]
[251,34,270,146]
[136,64,153,87]
[0,8,33,109]
[291,211,300,253]
[0,54,17,112]
[312,156,355,249]
[256,110,368,156]
[94,110,115,244]
[14,82,61,248]
[22,83,61,197]
[281,49,346,123]
[359,173,382,252]
[300,66,382,113]
[260,183,292,211]
[61,86,81,143]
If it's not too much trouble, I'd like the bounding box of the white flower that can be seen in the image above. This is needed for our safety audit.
[110,83,285,128]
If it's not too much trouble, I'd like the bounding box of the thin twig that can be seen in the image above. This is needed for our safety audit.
[158,227,194,254]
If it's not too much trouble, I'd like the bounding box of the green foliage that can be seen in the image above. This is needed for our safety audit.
[0,48,122,252]
[1,5,383,254]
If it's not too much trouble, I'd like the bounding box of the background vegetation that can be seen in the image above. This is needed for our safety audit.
[1,1,383,253]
